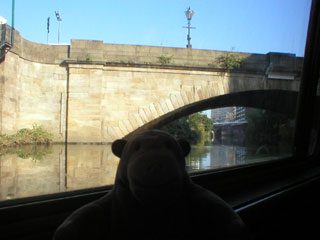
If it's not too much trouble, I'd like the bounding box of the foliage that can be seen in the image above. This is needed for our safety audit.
[245,109,294,149]
[209,53,243,70]
[161,116,197,144]
[85,54,92,61]
[158,55,173,65]
[188,113,213,145]
[160,112,213,145]
[0,124,53,148]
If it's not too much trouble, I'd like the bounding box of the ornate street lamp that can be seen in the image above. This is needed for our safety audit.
[183,7,195,49]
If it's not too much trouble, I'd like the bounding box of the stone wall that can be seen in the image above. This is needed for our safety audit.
[0,25,302,143]
[67,63,232,142]
[1,25,69,141]
[0,51,67,142]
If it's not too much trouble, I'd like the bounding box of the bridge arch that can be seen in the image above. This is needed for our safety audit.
[124,89,298,139]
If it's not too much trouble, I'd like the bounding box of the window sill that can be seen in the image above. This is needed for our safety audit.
[191,156,320,208]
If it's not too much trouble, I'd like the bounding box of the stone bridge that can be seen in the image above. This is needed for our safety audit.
[0,25,302,143]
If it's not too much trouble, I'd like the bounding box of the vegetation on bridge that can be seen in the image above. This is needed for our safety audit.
[161,112,213,145]
[209,53,243,70]
[158,55,173,65]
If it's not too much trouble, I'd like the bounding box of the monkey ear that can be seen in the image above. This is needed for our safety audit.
[177,139,191,157]
[112,139,127,158]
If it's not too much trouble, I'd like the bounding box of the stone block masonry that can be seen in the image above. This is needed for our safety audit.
[0,25,302,143]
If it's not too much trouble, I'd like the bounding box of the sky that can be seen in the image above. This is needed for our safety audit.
[0,0,312,56]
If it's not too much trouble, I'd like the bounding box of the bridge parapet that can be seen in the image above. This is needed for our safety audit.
[69,39,303,75]
[1,26,303,73]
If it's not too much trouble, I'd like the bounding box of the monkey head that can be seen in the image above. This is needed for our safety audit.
[111,130,191,207]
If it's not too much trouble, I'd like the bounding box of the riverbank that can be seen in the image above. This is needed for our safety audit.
[0,124,53,148]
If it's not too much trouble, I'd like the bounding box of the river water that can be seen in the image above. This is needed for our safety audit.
[0,144,289,201]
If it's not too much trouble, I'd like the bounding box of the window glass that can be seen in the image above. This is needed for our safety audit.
[161,108,294,172]
[0,0,312,201]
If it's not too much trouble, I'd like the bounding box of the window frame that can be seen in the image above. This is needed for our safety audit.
[294,0,320,159]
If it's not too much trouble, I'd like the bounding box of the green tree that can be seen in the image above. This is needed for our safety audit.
[160,112,213,145]
[188,112,213,145]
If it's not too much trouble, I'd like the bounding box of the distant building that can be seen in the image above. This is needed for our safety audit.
[235,107,246,121]
[211,107,236,123]
[211,106,252,123]
[0,16,7,24]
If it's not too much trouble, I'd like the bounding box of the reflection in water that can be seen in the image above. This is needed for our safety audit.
[185,144,290,172]
[186,145,248,171]
[0,144,290,201]
[0,144,119,201]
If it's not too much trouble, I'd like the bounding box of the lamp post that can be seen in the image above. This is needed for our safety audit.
[11,0,15,45]
[183,7,195,49]
[55,11,62,44]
